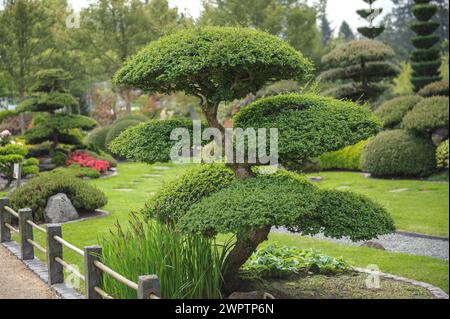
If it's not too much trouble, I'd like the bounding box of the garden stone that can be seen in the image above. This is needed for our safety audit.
[228,291,275,299]
[360,241,385,250]
[0,176,8,190]
[44,193,79,223]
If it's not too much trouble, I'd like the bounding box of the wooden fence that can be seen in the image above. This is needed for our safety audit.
[0,197,161,300]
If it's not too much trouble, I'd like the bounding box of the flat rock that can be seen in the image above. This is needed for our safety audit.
[361,241,386,250]
[45,193,79,223]
[308,176,324,182]
[388,188,408,193]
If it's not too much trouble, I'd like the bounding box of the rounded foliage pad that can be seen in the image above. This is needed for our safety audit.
[374,95,423,129]
[402,96,449,133]
[114,27,313,105]
[233,93,381,162]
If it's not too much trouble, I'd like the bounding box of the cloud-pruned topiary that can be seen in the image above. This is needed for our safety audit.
[233,93,382,163]
[436,140,449,170]
[114,27,313,106]
[410,0,441,91]
[401,96,449,134]
[361,129,436,177]
[418,80,449,97]
[356,0,385,39]
[321,40,399,102]
[374,95,423,129]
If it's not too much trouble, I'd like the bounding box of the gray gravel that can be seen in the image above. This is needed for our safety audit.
[273,228,449,260]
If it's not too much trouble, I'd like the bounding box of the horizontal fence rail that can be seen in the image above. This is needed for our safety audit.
[0,197,161,300]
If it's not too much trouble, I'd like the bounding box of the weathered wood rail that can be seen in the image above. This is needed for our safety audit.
[0,197,160,300]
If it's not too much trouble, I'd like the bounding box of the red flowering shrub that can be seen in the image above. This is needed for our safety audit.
[67,150,110,173]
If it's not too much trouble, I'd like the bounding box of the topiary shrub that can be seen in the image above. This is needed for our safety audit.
[356,0,385,39]
[401,96,449,134]
[143,164,236,224]
[319,139,369,171]
[321,40,399,102]
[10,170,107,222]
[410,0,442,91]
[374,95,423,129]
[0,143,39,184]
[54,164,101,179]
[51,151,67,166]
[436,139,449,170]
[84,126,111,152]
[418,80,449,97]
[105,120,141,150]
[361,129,436,177]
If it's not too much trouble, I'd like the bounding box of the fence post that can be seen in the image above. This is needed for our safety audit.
[138,275,161,299]
[84,246,103,299]
[46,224,64,285]
[0,198,11,243]
[19,208,34,260]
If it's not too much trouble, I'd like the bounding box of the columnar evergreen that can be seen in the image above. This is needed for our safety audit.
[410,0,441,91]
[357,0,385,39]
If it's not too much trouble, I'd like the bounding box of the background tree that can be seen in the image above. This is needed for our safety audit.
[17,69,97,154]
[410,0,442,91]
[321,40,400,102]
[357,0,385,39]
[110,27,395,289]
[338,21,356,42]
[0,0,55,133]
[316,0,333,47]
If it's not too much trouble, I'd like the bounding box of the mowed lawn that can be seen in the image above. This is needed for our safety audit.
[306,171,449,237]
[21,163,449,293]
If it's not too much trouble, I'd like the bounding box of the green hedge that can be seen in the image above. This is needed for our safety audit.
[361,129,436,177]
[402,96,449,133]
[10,171,107,221]
[319,139,369,171]
[436,140,449,170]
[374,95,423,129]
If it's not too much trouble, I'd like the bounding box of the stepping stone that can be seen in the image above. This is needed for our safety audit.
[142,174,162,178]
[113,188,134,192]
[388,188,408,193]
[153,166,171,170]
[308,176,324,182]
[335,186,351,190]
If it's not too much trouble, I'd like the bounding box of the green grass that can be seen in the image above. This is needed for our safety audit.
[11,163,448,295]
[307,171,449,237]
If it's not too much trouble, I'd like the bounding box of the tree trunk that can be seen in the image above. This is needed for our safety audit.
[222,226,272,293]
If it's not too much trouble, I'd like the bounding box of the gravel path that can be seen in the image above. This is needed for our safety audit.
[273,228,449,260]
[0,245,56,299]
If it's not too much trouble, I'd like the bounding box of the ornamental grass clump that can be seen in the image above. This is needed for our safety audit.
[101,214,232,299]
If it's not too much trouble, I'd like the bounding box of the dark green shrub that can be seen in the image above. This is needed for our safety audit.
[233,93,381,162]
[319,139,369,171]
[84,126,111,152]
[54,164,101,179]
[418,80,449,97]
[436,140,449,170]
[26,142,52,158]
[143,164,236,224]
[411,35,440,49]
[361,129,436,177]
[412,3,438,21]
[410,21,440,36]
[321,40,398,102]
[402,97,449,133]
[374,95,423,128]
[105,120,141,149]
[314,189,395,241]
[10,171,107,221]
[51,152,67,166]
[242,244,351,278]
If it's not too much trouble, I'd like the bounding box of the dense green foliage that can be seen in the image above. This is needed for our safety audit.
[321,40,399,102]
[114,27,313,106]
[115,114,149,123]
[374,95,423,128]
[241,244,351,278]
[233,94,381,162]
[410,0,441,91]
[436,140,449,170]
[0,143,39,182]
[361,130,436,177]
[109,119,202,164]
[401,97,449,134]
[143,164,236,224]
[418,80,449,97]
[84,126,111,152]
[18,69,97,152]
[10,171,107,221]
[54,164,101,179]
[101,214,230,299]
[319,139,369,171]
[104,120,141,149]
[51,152,67,166]
[356,0,385,39]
